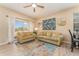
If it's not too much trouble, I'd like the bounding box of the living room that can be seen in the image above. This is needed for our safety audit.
[0,3,79,56]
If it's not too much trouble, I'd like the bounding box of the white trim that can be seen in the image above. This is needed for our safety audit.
[8,16,16,43]
[13,17,16,40]
[0,41,9,46]
[8,17,11,43]
[12,17,16,42]
[62,40,71,45]
[16,17,30,22]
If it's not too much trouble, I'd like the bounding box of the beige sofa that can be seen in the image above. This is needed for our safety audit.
[37,31,64,46]
[15,31,34,43]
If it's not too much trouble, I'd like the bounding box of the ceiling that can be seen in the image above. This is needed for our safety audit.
[0,3,79,20]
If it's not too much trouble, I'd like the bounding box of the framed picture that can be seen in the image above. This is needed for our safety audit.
[42,18,56,30]
[58,17,66,26]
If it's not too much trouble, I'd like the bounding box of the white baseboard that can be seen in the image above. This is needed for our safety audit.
[0,41,10,46]
[62,41,71,45]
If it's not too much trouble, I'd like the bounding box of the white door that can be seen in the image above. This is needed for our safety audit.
[0,13,8,45]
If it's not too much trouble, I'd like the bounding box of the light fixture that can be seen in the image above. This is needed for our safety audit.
[34,28,38,31]
[24,3,44,12]
[32,4,37,8]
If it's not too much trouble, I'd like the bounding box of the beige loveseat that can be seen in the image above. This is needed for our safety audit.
[37,31,64,46]
[15,32,34,43]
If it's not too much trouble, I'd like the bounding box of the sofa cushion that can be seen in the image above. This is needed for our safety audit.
[42,32,47,36]
[47,32,52,37]
[16,31,34,40]
[37,31,64,46]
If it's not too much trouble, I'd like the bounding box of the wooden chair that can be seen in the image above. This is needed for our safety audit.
[69,30,79,52]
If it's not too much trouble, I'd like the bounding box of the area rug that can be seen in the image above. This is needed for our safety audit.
[25,41,58,56]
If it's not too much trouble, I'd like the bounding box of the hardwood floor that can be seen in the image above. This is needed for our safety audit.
[0,40,79,56]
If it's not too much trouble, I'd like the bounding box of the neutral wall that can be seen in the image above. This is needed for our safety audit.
[0,5,33,45]
[35,5,79,44]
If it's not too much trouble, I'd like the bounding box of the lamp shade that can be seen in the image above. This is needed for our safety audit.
[34,28,38,31]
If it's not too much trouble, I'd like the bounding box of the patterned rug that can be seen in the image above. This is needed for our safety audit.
[23,41,58,56]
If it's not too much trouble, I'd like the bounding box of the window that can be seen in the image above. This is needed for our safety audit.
[15,18,33,32]
[73,13,79,31]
